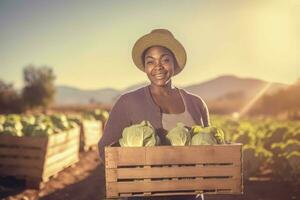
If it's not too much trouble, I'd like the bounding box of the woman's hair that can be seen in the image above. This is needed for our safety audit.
[142,45,178,68]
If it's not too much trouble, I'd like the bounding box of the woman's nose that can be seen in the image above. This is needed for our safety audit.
[155,61,164,69]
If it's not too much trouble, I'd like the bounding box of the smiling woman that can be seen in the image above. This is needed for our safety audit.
[98,29,211,199]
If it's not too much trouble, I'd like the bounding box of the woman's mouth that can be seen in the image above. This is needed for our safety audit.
[154,73,166,80]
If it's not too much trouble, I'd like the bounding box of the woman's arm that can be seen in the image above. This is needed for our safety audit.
[199,97,210,127]
[189,92,211,127]
[98,95,130,162]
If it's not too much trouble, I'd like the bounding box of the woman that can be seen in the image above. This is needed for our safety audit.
[98,29,210,200]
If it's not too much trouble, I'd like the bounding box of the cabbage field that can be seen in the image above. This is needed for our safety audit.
[0,109,109,138]
[211,115,300,185]
[1,113,300,199]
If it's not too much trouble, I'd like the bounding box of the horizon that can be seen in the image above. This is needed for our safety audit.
[0,0,299,90]
[56,74,289,91]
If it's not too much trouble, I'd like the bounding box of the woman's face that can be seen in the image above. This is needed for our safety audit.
[144,46,175,87]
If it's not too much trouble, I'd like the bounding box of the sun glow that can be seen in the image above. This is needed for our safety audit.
[234,82,274,119]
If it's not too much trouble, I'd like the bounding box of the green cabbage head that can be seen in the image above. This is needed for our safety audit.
[166,123,191,146]
[191,126,225,145]
[119,120,159,147]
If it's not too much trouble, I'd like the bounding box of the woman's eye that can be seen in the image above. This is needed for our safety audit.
[146,61,154,64]
[162,59,169,63]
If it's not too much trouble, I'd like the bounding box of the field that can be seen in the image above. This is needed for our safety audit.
[0,114,300,199]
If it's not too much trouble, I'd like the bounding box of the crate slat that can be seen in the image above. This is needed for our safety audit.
[119,190,235,197]
[106,165,241,181]
[81,120,103,150]
[145,145,241,165]
[107,178,241,197]
[45,144,79,166]
[106,145,241,167]
[0,157,44,168]
[0,165,42,178]
[46,138,78,156]
[43,153,78,179]
[0,147,45,158]
[0,135,48,148]
[48,127,79,147]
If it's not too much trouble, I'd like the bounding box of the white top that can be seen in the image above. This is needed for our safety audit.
[162,90,196,131]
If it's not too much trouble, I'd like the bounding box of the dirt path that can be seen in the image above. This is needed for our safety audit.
[1,150,299,200]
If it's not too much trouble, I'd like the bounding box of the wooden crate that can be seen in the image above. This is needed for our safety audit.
[105,144,243,198]
[0,126,80,188]
[80,120,103,151]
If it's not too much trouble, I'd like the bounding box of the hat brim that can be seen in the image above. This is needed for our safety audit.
[132,32,187,76]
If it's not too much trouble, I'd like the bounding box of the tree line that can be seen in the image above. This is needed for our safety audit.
[0,65,55,114]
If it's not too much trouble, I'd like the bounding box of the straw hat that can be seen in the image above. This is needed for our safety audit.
[132,29,187,76]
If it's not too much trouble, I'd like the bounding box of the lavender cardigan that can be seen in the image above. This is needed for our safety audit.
[98,85,210,160]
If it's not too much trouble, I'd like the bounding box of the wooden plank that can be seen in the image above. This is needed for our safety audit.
[84,136,100,144]
[119,190,237,197]
[106,182,118,198]
[45,144,79,166]
[115,147,146,166]
[47,131,70,147]
[145,145,241,165]
[48,127,80,147]
[0,165,42,178]
[106,167,117,182]
[82,120,102,148]
[43,153,78,179]
[105,147,119,169]
[0,147,45,158]
[107,178,241,194]
[106,165,240,181]
[84,133,101,141]
[106,145,241,167]
[0,157,44,168]
[0,135,48,148]
[46,139,79,156]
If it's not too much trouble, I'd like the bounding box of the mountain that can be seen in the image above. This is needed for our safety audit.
[55,86,119,105]
[183,75,287,101]
[122,82,149,93]
[54,75,288,105]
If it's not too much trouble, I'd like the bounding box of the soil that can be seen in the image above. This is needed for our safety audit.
[0,149,299,200]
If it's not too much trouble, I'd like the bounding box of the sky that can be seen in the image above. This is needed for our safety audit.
[0,0,299,90]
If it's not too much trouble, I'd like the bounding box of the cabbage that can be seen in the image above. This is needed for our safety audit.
[243,145,259,178]
[84,109,109,122]
[23,124,53,136]
[0,126,23,137]
[6,114,21,122]
[50,114,70,131]
[21,115,36,126]
[191,126,225,145]
[191,126,217,145]
[166,123,191,146]
[0,115,5,124]
[119,121,159,147]
[68,115,82,126]
[2,116,23,136]
[270,140,300,155]
[286,151,300,175]
[210,126,225,144]
[243,145,272,178]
